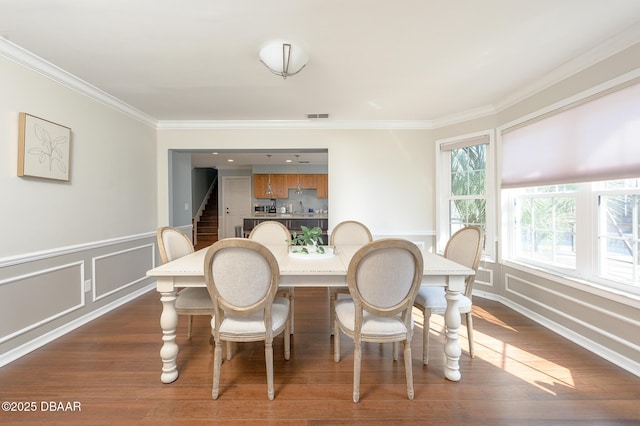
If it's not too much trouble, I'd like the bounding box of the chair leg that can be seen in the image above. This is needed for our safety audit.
[334,319,341,362]
[404,340,414,400]
[329,288,336,335]
[265,340,274,400]
[284,317,291,361]
[212,340,223,399]
[466,311,475,358]
[423,309,432,365]
[187,315,193,338]
[392,342,399,361]
[289,289,295,334]
[226,341,232,360]
[353,340,361,403]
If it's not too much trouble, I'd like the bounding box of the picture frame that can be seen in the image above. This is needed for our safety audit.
[18,112,71,182]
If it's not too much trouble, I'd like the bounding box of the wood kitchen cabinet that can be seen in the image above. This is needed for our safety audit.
[255,173,328,198]
[286,174,317,189]
[316,174,328,198]
[253,174,288,198]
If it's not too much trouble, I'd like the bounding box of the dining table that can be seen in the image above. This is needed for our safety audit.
[146,243,475,384]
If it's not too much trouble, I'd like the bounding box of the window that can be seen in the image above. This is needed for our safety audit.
[500,80,640,294]
[437,132,494,259]
[511,184,577,270]
[596,179,640,287]
[506,179,640,293]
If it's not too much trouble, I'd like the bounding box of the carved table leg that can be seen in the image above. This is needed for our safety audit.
[159,290,179,383]
[443,287,462,382]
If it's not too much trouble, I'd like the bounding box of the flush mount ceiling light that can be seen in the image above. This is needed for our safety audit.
[259,41,309,79]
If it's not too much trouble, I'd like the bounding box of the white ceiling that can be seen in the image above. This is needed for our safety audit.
[1,1,640,169]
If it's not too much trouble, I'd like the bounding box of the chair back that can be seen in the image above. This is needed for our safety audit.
[444,226,484,298]
[204,238,280,326]
[249,221,291,246]
[347,239,423,322]
[157,226,194,264]
[330,220,373,246]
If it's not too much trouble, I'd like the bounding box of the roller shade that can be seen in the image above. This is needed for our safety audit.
[501,81,640,188]
[440,134,489,151]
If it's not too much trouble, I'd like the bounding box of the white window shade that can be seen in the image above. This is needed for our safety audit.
[501,82,640,188]
[440,134,489,151]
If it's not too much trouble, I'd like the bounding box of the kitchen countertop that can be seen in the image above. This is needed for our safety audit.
[248,213,328,219]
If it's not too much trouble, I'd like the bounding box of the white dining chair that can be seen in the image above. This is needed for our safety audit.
[157,226,213,339]
[249,220,295,333]
[204,238,290,400]
[333,239,423,402]
[413,225,483,364]
[328,220,373,335]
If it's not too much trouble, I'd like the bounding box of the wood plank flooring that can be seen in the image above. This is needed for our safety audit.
[1,287,639,425]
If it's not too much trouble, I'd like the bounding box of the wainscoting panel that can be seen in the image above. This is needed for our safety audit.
[93,244,155,301]
[475,265,493,288]
[503,271,640,376]
[0,232,157,367]
[0,262,84,343]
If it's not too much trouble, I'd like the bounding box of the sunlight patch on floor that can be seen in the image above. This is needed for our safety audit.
[413,307,576,395]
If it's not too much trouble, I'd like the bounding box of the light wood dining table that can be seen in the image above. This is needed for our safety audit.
[146,244,474,384]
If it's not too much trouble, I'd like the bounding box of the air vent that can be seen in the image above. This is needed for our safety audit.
[306,113,330,119]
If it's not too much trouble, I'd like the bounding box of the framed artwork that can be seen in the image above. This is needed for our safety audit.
[18,112,71,182]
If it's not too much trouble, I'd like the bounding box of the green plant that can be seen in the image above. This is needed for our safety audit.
[289,226,325,254]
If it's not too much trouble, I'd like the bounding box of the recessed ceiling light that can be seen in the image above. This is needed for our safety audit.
[211,152,219,155]
[285,159,292,163]
[227,159,234,162]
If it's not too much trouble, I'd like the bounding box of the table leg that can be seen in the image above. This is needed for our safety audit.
[443,287,462,381]
[159,290,179,383]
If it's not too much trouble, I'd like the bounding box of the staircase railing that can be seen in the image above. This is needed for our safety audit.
[193,177,217,246]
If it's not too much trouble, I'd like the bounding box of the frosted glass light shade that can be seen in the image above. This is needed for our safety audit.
[259,41,309,79]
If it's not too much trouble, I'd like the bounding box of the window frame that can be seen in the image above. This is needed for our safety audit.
[436,130,495,261]
[503,180,640,296]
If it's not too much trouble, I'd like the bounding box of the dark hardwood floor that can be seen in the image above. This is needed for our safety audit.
[1,287,639,425]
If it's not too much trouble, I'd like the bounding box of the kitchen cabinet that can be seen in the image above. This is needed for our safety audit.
[286,174,317,189]
[254,174,288,198]
[254,173,328,198]
[316,174,328,198]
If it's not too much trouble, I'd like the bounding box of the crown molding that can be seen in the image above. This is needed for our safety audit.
[0,37,157,128]
[3,20,639,133]
[494,22,640,114]
[156,119,435,130]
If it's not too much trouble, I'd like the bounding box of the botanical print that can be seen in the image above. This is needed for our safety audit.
[18,113,71,181]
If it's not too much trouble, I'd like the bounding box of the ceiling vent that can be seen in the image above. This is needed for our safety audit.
[306,113,330,119]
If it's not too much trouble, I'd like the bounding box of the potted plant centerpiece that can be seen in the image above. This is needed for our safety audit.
[288,225,326,254]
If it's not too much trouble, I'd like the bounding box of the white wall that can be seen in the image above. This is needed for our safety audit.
[156,128,435,244]
[0,55,158,258]
[0,48,158,365]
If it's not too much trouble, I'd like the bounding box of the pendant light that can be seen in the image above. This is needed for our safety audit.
[265,155,274,196]
[295,155,303,195]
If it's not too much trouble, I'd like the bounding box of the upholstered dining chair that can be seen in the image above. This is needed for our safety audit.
[249,220,295,332]
[204,238,291,400]
[328,220,373,334]
[333,239,423,402]
[157,226,213,339]
[413,225,483,364]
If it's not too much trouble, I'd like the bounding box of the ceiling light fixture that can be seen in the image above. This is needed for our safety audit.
[259,41,308,79]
